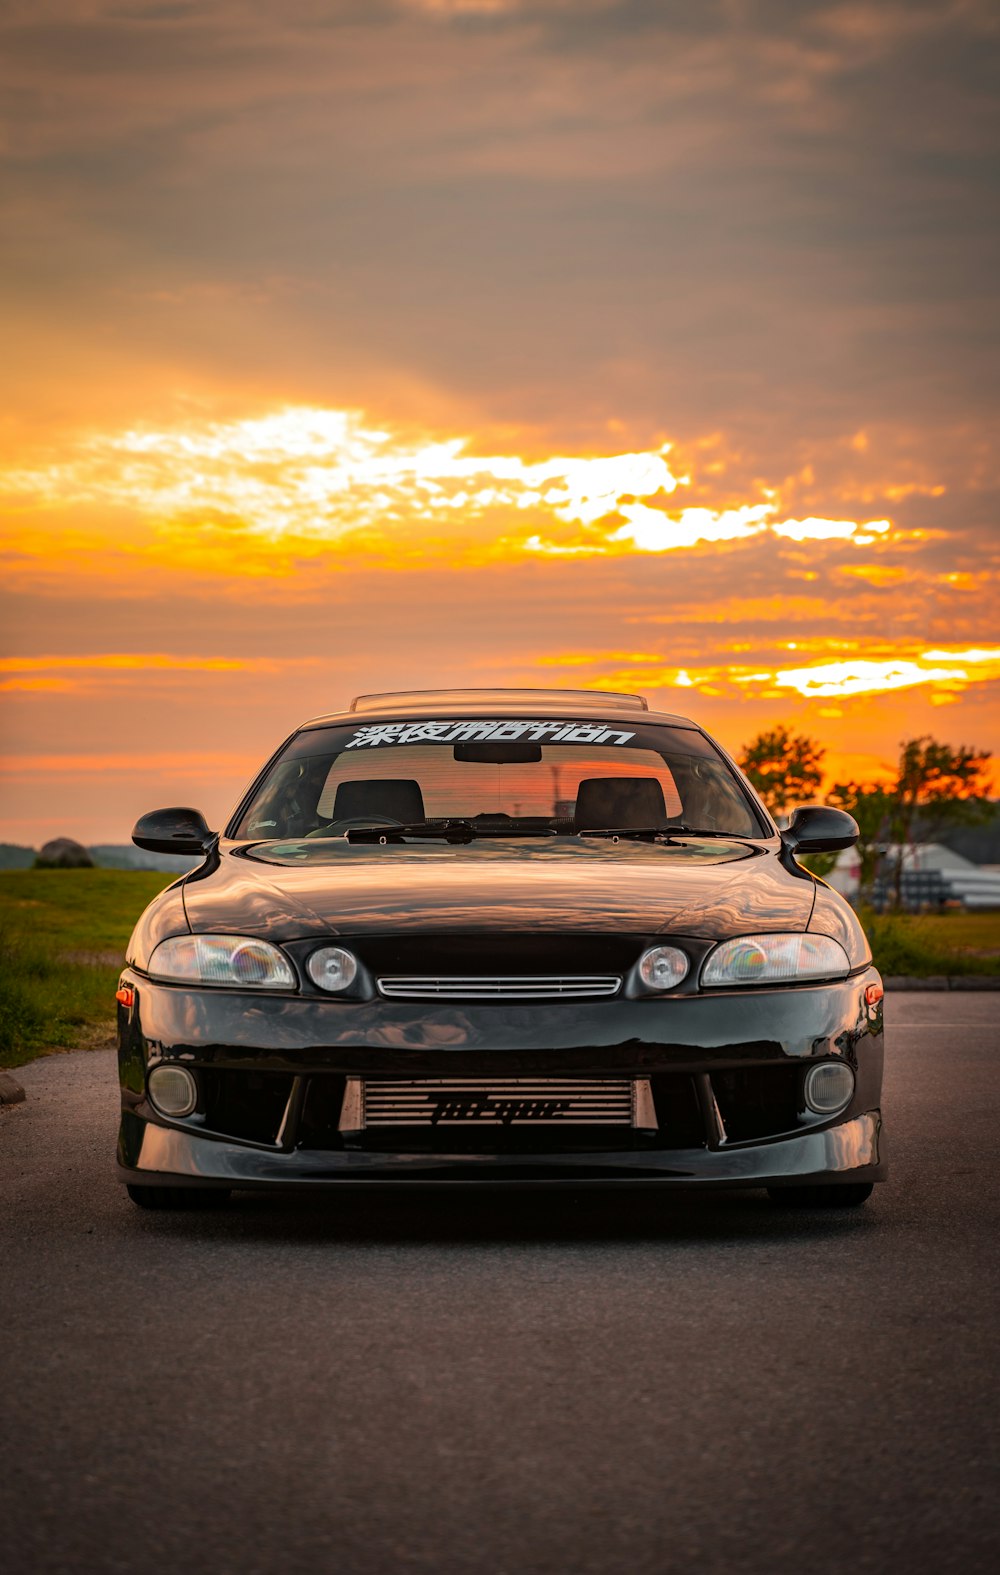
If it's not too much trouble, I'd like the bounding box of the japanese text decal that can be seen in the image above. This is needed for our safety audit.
[344,720,637,749]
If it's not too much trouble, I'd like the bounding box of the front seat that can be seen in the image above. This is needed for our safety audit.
[573,776,668,831]
[332,778,426,824]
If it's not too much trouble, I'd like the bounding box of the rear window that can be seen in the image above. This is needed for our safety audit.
[232,718,764,840]
[316,743,682,821]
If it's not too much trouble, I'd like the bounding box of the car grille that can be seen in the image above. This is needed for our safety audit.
[376,974,621,1000]
[358,1077,641,1127]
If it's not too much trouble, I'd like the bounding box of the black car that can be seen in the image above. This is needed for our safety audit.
[117,688,885,1208]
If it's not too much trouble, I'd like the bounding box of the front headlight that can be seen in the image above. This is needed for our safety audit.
[148,934,296,989]
[701,933,850,988]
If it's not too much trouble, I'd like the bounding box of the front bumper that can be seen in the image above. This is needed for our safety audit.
[117,968,886,1189]
[118,1112,883,1189]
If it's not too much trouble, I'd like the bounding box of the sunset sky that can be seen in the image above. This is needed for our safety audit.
[2,0,998,845]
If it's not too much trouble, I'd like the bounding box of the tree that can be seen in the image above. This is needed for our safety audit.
[738,726,825,815]
[738,726,992,905]
[34,837,94,869]
[891,736,991,904]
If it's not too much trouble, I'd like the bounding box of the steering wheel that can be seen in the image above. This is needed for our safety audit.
[302,815,404,839]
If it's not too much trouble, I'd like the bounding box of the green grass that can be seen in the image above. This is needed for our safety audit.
[0,869,175,1068]
[860,907,1000,978]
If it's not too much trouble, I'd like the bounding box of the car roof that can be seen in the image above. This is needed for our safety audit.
[298,688,699,730]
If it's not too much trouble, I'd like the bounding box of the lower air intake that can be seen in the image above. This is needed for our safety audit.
[356,1077,644,1128]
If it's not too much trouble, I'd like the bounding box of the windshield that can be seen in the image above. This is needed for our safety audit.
[232,718,766,841]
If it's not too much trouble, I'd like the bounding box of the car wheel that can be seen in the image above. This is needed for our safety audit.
[767,1182,874,1209]
[126,1184,232,1210]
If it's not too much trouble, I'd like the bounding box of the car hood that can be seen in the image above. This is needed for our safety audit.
[181,837,815,941]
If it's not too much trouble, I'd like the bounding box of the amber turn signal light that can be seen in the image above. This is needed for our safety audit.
[116,987,134,1008]
[864,982,883,1005]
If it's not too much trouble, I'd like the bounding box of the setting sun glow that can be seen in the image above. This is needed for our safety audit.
[2,398,996,843]
[1,0,996,844]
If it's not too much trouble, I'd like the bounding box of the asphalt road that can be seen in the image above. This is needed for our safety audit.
[2,993,998,1575]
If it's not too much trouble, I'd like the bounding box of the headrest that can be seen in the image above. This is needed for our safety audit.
[573,776,668,831]
[333,778,426,824]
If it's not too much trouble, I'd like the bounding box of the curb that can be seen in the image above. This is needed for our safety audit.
[0,1070,26,1105]
[885,976,1000,991]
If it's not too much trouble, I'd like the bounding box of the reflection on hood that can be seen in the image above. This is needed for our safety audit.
[179,834,814,941]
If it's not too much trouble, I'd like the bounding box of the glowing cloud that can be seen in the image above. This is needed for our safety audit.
[760,659,974,699]
[773,517,890,543]
[3,410,681,545]
[1,405,901,573]
[610,503,771,552]
[540,647,1000,705]
[745,648,1000,700]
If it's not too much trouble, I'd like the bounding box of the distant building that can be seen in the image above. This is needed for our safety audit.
[927,802,1000,867]
[829,840,1000,910]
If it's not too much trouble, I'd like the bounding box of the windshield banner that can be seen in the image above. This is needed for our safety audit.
[345,720,637,749]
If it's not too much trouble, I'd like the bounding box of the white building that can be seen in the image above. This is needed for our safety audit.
[826,841,1000,908]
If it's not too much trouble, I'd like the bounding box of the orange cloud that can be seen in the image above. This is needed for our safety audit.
[538,646,1000,704]
[836,564,909,587]
[0,752,257,778]
[742,652,1000,700]
[0,406,912,586]
[0,677,80,694]
[0,654,321,675]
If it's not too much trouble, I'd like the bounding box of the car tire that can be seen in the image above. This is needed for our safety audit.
[126,1184,232,1210]
[767,1182,874,1209]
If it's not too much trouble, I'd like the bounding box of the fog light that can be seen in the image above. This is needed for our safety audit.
[638,945,689,991]
[803,1061,855,1116]
[307,945,359,992]
[147,1063,198,1118]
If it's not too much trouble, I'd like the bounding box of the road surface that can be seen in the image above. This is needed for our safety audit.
[1,993,997,1575]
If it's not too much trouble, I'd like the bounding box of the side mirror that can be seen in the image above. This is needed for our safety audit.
[782,805,859,855]
[132,806,216,855]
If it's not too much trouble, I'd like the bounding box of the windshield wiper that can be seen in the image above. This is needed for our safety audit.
[345,820,759,845]
[346,819,557,844]
[346,819,474,843]
[665,825,764,839]
[578,825,761,842]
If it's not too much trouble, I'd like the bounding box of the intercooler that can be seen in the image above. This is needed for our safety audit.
[339,1077,656,1131]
